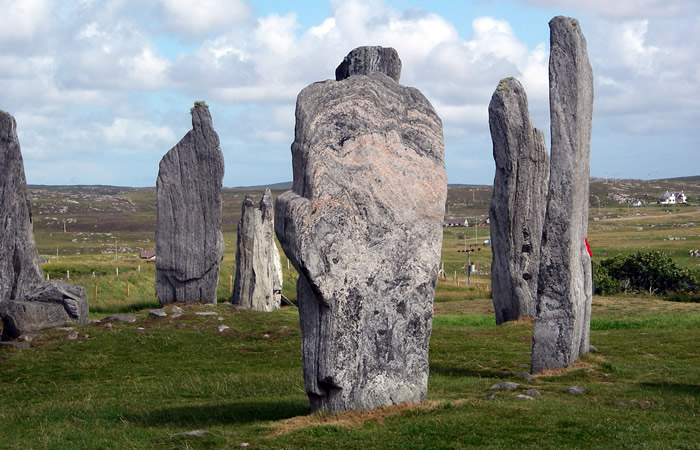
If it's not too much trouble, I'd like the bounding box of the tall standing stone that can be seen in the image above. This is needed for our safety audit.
[531,17,594,373]
[488,78,549,325]
[231,189,283,311]
[0,110,43,302]
[276,46,447,413]
[156,102,224,305]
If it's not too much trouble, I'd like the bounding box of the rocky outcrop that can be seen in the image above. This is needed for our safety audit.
[276,46,447,413]
[335,46,402,82]
[531,17,594,373]
[0,110,43,302]
[0,281,88,341]
[231,189,283,311]
[488,78,549,325]
[156,102,225,305]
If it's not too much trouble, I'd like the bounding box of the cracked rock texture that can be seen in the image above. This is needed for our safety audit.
[1,281,88,341]
[231,189,283,311]
[276,47,447,412]
[532,16,594,373]
[488,77,548,325]
[156,102,224,305]
[0,110,43,302]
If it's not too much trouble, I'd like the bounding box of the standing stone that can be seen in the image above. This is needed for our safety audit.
[531,17,594,373]
[276,46,447,413]
[0,110,43,302]
[156,101,224,305]
[231,189,283,311]
[488,78,549,325]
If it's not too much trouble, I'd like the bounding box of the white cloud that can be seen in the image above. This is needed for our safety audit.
[523,0,700,18]
[98,118,176,149]
[160,0,252,37]
[0,0,52,46]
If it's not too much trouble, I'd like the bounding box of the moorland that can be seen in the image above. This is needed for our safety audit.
[0,177,699,448]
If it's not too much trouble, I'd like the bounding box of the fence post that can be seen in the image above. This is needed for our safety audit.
[116,267,119,277]
[94,284,98,300]
[66,270,70,280]
[229,274,233,294]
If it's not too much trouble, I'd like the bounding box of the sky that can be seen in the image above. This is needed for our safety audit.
[1,0,699,187]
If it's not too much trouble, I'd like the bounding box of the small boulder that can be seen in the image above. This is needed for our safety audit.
[516,372,534,382]
[516,394,535,401]
[490,382,519,391]
[104,314,137,323]
[525,389,542,397]
[568,386,585,395]
[149,309,167,318]
[0,281,88,341]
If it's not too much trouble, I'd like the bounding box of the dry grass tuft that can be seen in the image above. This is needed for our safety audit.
[268,401,441,436]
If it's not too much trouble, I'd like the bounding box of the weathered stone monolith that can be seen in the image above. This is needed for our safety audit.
[276,47,447,413]
[488,78,549,325]
[0,281,88,341]
[0,110,43,302]
[335,46,402,82]
[531,16,594,373]
[156,101,224,305]
[231,189,283,311]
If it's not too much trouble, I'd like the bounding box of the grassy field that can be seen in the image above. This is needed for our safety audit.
[0,186,698,448]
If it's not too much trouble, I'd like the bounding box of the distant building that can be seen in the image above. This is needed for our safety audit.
[140,249,156,260]
[442,218,469,227]
[658,191,687,204]
[632,200,643,207]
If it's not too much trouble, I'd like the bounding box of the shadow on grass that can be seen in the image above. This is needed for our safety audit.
[431,363,513,379]
[130,399,309,428]
[639,382,700,396]
[90,301,160,314]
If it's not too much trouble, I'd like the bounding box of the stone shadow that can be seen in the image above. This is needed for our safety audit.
[129,398,308,428]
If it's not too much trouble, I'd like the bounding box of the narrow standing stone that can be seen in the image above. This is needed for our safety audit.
[488,77,549,324]
[156,102,225,305]
[335,46,402,83]
[231,189,283,311]
[531,17,594,373]
[276,47,447,413]
[0,110,43,302]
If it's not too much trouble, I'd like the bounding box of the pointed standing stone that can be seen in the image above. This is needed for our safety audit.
[531,17,594,373]
[156,102,225,305]
[488,78,549,324]
[276,46,447,413]
[231,189,283,311]
[0,110,44,302]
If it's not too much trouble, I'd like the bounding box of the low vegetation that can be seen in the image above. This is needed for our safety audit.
[0,185,698,447]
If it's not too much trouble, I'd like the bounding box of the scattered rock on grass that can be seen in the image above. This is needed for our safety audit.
[217,325,229,333]
[568,386,585,395]
[525,389,542,397]
[490,382,519,391]
[516,394,535,401]
[488,392,500,400]
[149,309,167,318]
[104,314,137,323]
[517,372,534,382]
[195,311,218,317]
[170,430,210,438]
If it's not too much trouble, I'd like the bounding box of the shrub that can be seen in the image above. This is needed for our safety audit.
[595,251,699,296]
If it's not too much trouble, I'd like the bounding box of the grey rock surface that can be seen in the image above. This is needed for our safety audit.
[516,371,534,382]
[276,48,447,413]
[231,189,283,311]
[335,46,402,82]
[0,281,88,341]
[156,102,225,305]
[0,110,43,302]
[568,386,585,395]
[488,77,549,325]
[490,382,519,391]
[525,389,542,397]
[104,314,137,323]
[532,16,594,373]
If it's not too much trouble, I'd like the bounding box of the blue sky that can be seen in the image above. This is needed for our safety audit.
[1,0,698,187]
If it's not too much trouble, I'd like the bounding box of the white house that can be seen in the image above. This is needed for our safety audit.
[442,218,469,227]
[632,200,643,207]
[658,191,687,204]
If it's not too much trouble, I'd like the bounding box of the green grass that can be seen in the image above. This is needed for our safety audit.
[1,297,699,448]
[2,186,698,447]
